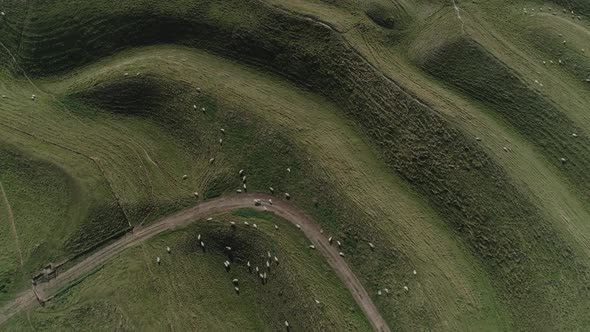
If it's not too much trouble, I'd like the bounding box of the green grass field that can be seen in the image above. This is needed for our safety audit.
[2,211,372,331]
[1,0,590,331]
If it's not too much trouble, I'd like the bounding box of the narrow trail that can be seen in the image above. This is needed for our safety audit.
[0,180,34,329]
[0,193,391,332]
[0,180,24,267]
[451,0,466,34]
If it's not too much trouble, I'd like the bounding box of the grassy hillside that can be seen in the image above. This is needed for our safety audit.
[2,211,371,331]
[0,0,589,331]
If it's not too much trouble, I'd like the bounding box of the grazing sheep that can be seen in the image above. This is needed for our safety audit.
[220,128,225,134]
[266,261,270,269]
[194,192,199,197]
[234,286,240,293]
[384,288,390,294]
[572,133,579,138]
[225,246,232,251]
[239,169,244,176]
[207,217,213,221]
[403,286,409,292]
[285,321,290,328]
[267,251,271,258]
[560,157,567,163]
[255,266,259,273]
[209,158,215,164]
[219,138,223,145]
[200,241,205,248]
[368,242,375,250]
[156,257,161,264]
[183,174,188,180]
[232,278,239,284]
[269,187,274,193]
[193,104,197,110]
[413,270,417,275]
[242,176,247,183]
[309,245,316,249]
[268,199,273,205]
[285,193,291,199]
[201,107,206,112]
[328,236,333,244]
[314,299,320,304]
[296,224,301,229]
[230,221,236,227]
[243,184,247,190]
[253,223,258,229]
[287,167,291,173]
[31,94,36,101]
[377,290,382,296]
[244,221,249,226]
[236,189,242,193]
[336,241,342,248]
[198,234,201,240]
[339,252,345,257]
[167,246,171,254]
[274,225,279,230]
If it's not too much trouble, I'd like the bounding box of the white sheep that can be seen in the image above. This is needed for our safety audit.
[339,252,345,257]
[309,245,316,249]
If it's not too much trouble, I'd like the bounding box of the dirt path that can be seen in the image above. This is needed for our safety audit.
[0,181,24,267]
[0,193,391,332]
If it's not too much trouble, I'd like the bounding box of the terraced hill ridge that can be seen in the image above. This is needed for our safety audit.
[0,0,589,331]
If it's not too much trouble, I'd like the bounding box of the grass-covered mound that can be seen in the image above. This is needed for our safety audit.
[0,144,82,303]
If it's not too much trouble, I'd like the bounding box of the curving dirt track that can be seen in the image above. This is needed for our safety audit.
[0,193,391,332]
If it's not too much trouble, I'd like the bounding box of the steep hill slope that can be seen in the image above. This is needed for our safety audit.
[0,0,589,331]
